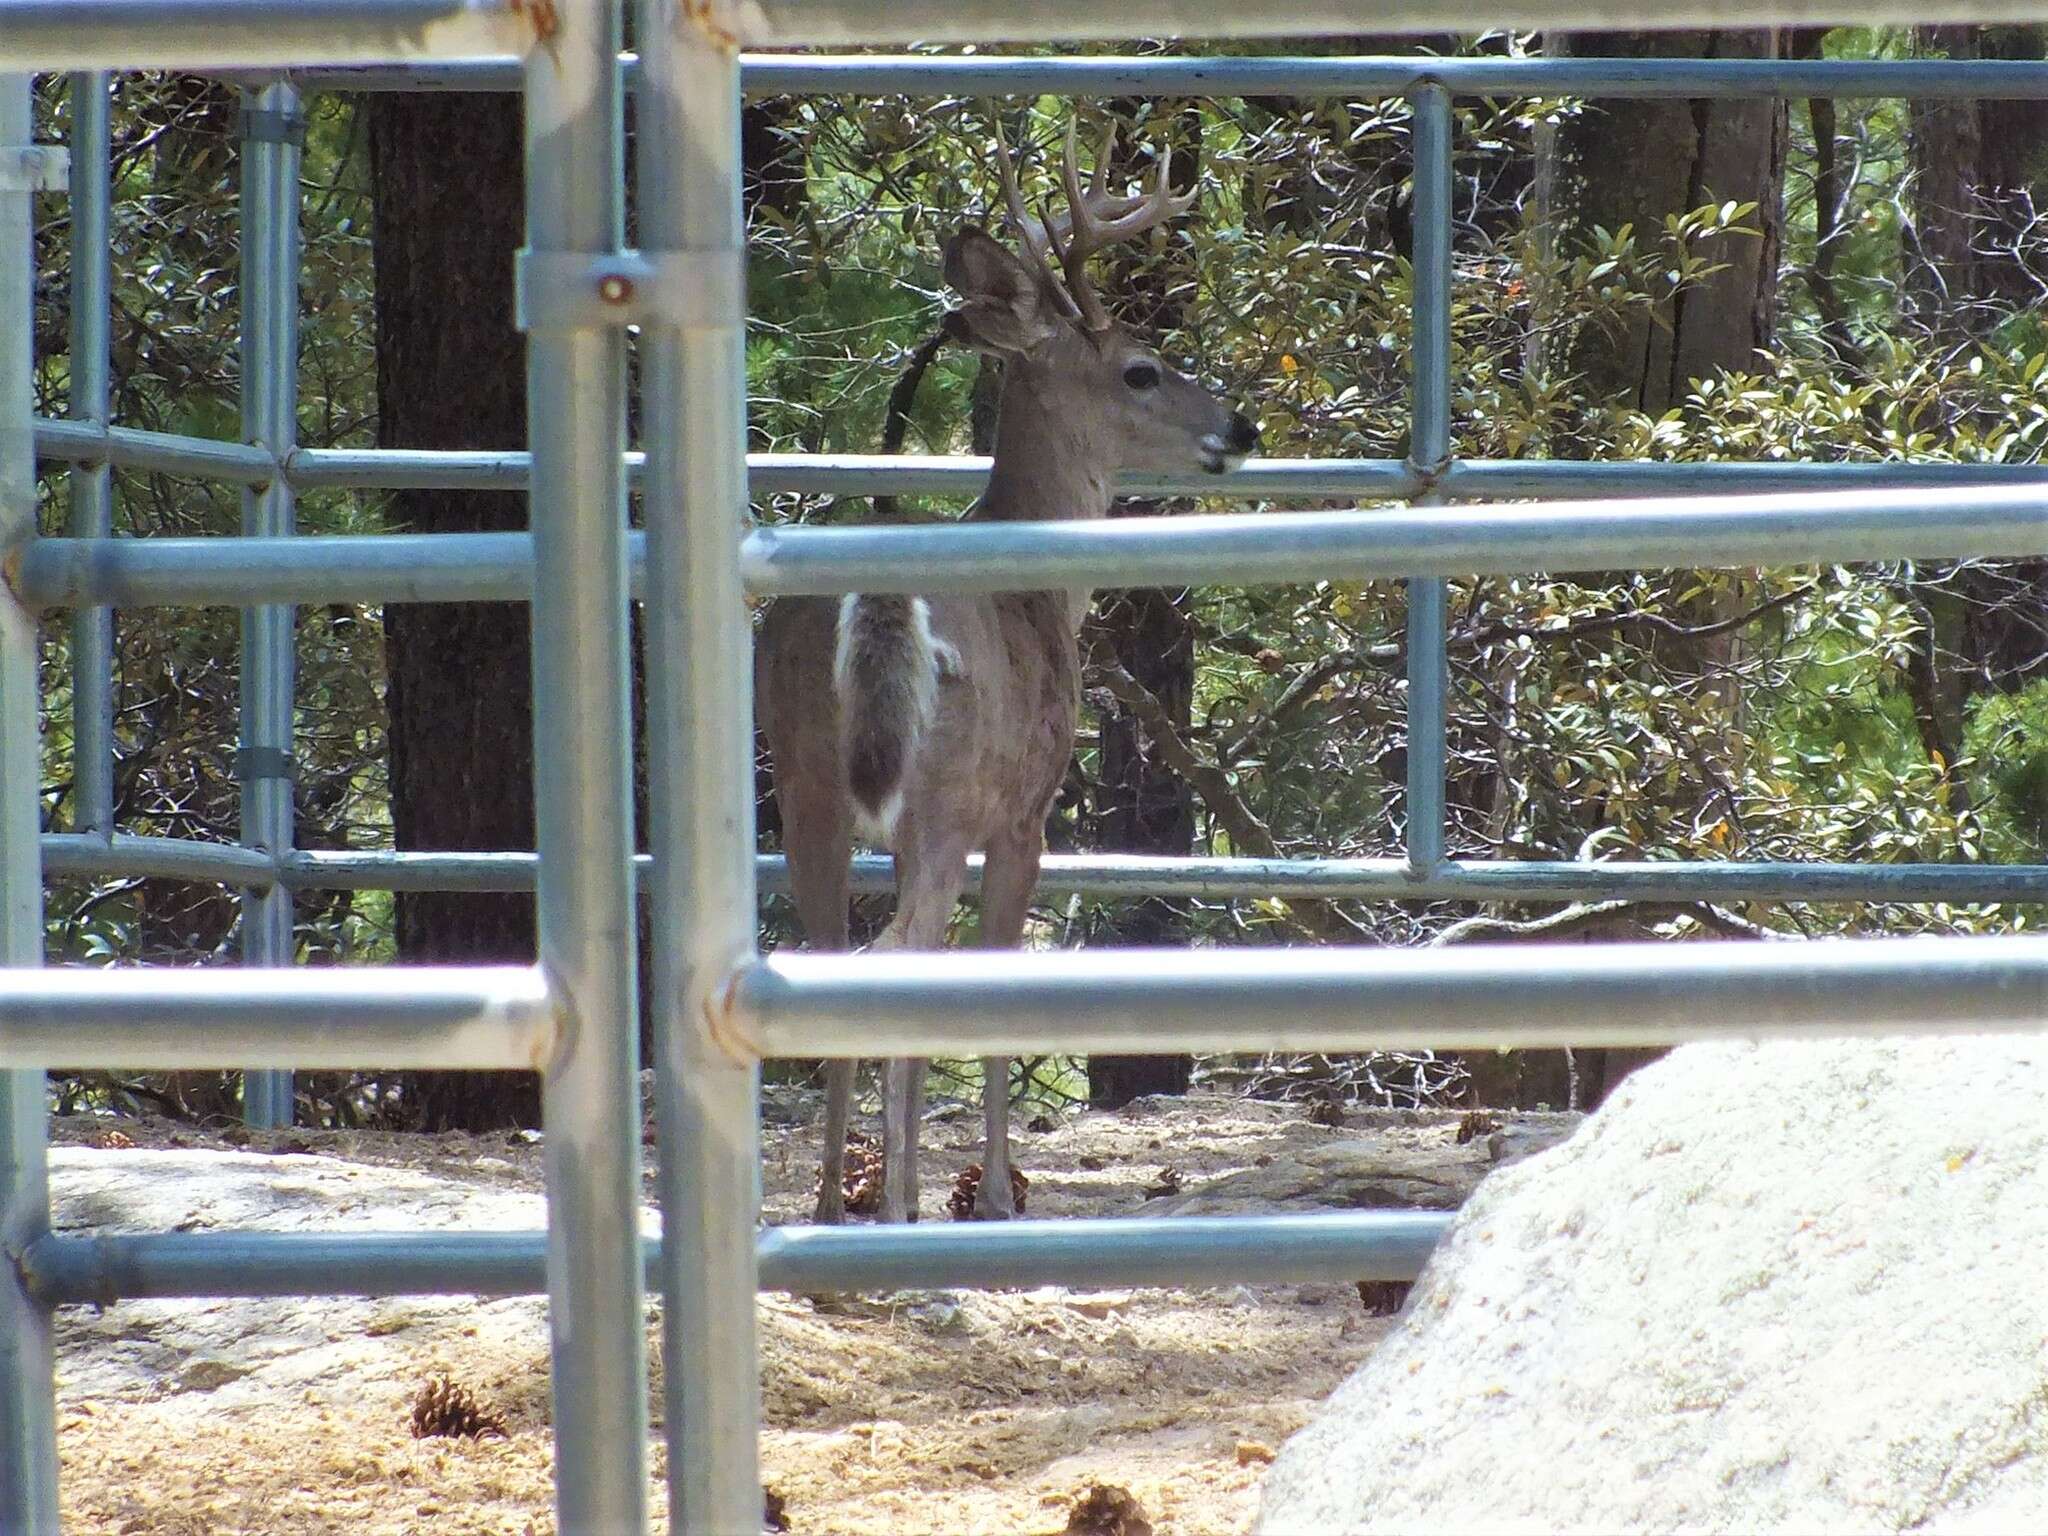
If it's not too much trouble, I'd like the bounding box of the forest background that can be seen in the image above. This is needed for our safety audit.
[28,25,2048,1127]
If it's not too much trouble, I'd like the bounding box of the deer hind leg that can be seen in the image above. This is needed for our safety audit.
[782,778,857,1224]
[877,831,972,1224]
[969,829,1044,1220]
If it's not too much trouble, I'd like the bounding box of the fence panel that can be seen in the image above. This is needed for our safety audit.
[3,17,2046,1530]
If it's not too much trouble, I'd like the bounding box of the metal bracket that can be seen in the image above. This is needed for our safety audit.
[234,747,298,786]
[515,248,746,334]
[238,108,307,149]
[0,146,68,194]
[1406,451,1454,492]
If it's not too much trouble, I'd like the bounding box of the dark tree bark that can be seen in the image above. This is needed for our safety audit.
[1902,28,2048,723]
[1086,578,1198,1107]
[1536,29,1787,416]
[1467,31,1790,1113]
[367,92,540,1130]
[1083,106,1205,1110]
[1906,26,2048,327]
[741,98,806,224]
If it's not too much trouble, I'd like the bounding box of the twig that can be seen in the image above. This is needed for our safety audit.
[871,330,948,522]
[1083,643,1358,942]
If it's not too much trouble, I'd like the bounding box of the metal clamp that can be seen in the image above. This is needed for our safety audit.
[238,108,307,148]
[0,146,68,194]
[234,747,298,786]
[515,248,747,334]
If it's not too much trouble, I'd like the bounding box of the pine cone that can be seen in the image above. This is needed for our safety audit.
[947,1161,1029,1219]
[1064,1482,1154,1536]
[1455,1109,1503,1145]
[833,1128,885,1216]
[410,1374,508,1440]
[1355,1280,1412,1316]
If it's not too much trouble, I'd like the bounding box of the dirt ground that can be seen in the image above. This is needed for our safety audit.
[43,1089,1574,1535]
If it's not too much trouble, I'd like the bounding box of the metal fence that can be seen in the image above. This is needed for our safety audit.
[4,3,2048,1531]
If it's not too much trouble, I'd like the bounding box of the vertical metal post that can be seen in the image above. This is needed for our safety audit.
[522,2,651,1529]
[636,1,764,1528]
[1404,83,1453,876]
[237,81,302,1128]
[1,69,61,1536]
[68,72,113,839]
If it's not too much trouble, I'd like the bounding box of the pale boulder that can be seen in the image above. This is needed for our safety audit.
[1257,1035,2048,1535]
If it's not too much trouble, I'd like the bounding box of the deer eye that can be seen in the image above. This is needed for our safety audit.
[1122,362,1161,391]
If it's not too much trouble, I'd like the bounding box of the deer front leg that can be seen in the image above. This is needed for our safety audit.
[874,829,972,1224]
[972,829,1043,1220]
[976,1054,1017,1219]
[880,1056,928,1223]
[814,1058,858,1223]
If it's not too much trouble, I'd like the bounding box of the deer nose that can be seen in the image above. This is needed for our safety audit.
[1226,412,1261,454]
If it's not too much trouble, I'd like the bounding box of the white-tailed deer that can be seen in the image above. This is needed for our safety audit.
[757,119,1259,1224]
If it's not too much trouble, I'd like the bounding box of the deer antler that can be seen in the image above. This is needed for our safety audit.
[989,115,1197,333]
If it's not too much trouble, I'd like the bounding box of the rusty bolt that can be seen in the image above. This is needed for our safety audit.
[597,272,634,305]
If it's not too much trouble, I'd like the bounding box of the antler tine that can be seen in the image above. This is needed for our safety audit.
[1055,119,1200,331]
[1089,121,1116,200]
[1057,120,1115,331]
[989,117,1042,257]
[988,114,1083,322]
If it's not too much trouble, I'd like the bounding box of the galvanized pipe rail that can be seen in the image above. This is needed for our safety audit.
[721,3,2048,45]
[21,1213,1448,1305]
[0,964,556,1069]
[728,937,2048,1060]
[35,427,2048,498]
[14,486,2048,607]
[2,65,57,1536]
[236,78,301,1128]
[28,837,2048,906]
[8,15,2048,1533]
[57,845,2035,906]
[0,0,534,72]
[217,51,2048,98]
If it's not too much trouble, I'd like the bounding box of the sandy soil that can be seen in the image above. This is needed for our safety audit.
[43,1090,1571,1534]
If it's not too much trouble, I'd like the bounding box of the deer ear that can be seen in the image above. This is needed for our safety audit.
[941,227,1059,355]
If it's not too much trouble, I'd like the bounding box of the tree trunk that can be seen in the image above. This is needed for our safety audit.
[1906,26,2048,328]
[1084,107,1204,1110]
[1086,577,1198,1107]
[1903,27,2048,724]
[1536,29,1786,416]
[367,92,540,1130]
[1476,31,1789,1112]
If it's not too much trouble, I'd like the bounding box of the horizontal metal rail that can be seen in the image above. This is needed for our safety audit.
[34,417,281,484]
[0,964,555,1070]
[280,448,2048,501]
[728,936,2048,1059]
[28,6,2048,67]
[31,842,2048,906]
[38,429,2048,501]
[729,3,2048,47]
[290,852,2048,905]
[283,850,2046,905]
[21,1213,1442,1307]
[42,830,279,886]
[744,488,2048,595]
[17,487,2047,609]
[0,0,532,72]
[258,52,2048,100]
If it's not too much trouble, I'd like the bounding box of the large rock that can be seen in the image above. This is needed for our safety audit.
[1140,1112,1578,1217]
[1257,1035,2048,1534]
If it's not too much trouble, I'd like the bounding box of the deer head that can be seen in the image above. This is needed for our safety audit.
[940,119,1259,484]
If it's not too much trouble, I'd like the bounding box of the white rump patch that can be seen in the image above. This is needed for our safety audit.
[834,594,960,847]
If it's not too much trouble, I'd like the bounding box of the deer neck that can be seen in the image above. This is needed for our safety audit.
[968,364,1116,635]
[975,368,1116,525]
